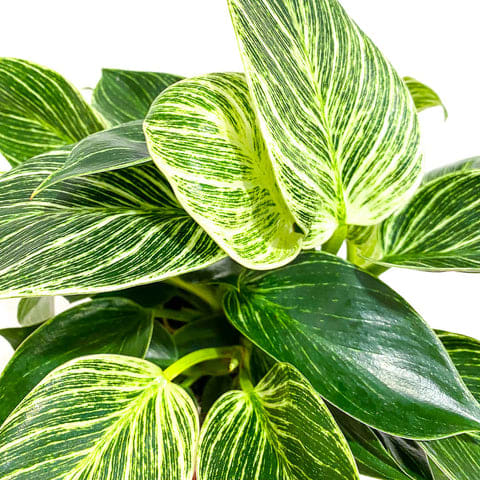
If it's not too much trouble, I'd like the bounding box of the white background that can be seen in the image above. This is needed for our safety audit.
[0,2,479,477]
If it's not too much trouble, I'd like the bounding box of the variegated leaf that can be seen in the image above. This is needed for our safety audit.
[404,77,448,119]
[228,0,422,247]
[350,158,480,272]
[0,297,153,424]
[421,331,480,480]
[32,120,151,195]
[198,363,359,479]
[144,72,302,269]
[0,58,104,166]
[93,68,183,126]
[17,296,54,326]
[223,252,480,438]
[0,148,225,298]
[0,355,198,480]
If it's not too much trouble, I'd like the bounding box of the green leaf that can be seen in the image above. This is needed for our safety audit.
[144,72,302,269]
[0,58,104,166]
[421,331,480,480]
[223,252,480,438]
[0,148,225,298]
[198,363,359,479]
[0,355,198,480]
[228,0,422,247]
[404,77,448,119]
[0,325,36,350]
[32,120,151,195]
[0,297,153,424]
[17,296,54,326]
[351,158,480,272]
[93,68,183,126]
[174,314,239,358]
[145,322,178,369]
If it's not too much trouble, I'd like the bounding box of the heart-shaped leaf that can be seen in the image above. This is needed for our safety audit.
[0,58,104,166]
[0,355,198,480]
[0,148,225,298]
[198,363,359,479]
[223,252,480,438]
[145,72,302,269]
[228,0,422,247]
[93,68,183,126]
[0,297,154,424]
[350,158,480,272]
[32,120,151,195]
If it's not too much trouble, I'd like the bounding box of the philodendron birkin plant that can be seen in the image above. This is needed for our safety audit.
[0,1,478,480]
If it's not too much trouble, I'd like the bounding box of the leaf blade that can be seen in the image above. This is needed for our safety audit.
[404,77,448,119]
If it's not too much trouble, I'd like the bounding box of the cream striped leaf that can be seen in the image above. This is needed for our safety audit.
[350,158,480,272]
[421,331,480,480]
[0,58,105,166]
[0,355,199,480]
[223,252,480,438]
[0,148,225,298]
[144,72,303,269]
[404,77,448,119]
[32,120,151,195]
[93,68,183,126]
[228,0,422,247]
[198,363,359,479]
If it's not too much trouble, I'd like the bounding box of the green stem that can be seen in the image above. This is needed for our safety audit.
[322,225,347,255]
[164,346,243,381]
[166,277,222,311]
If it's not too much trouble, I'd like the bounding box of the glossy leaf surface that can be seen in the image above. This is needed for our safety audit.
[145,72,302,269]
[0,58,104,166]
[33,120,150,195]
[224,252,480,438]
[0,355,198,480]
[93,68,183,125]
[0,297,153,424]
[198,363,359,479]
[228,0,421,246]
[0,148,224,298]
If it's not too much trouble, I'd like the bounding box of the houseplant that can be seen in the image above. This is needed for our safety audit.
[0,0,478,478]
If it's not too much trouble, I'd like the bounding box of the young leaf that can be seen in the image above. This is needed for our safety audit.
[223,252,480,438]
[228,0,422,247]
[198,363,359,479]
[17,296,54,326]
[421,331,480,479]
[404,77,448,119]
[0,148,225,298]
[0,355,198,480]
[351,158,480,272]
[0,297,153,424]
[144,72,302,269]
[0,58,104,166]
[93,68,183,126]
[33,120,151,195]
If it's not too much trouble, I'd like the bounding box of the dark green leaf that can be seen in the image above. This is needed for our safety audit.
[223,252,480,438]
[200,375,234,417]
[0,58,104,166]
[33,120,151,195]
[0,325,36,350]
[93,68,183,125]
[0,297,153,424]
[17,296,54,326]
[145,322,178,369]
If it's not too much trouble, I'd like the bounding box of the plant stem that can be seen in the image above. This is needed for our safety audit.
[164,346,243,381]
[166,277,222,311]
[322,225,347,255]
